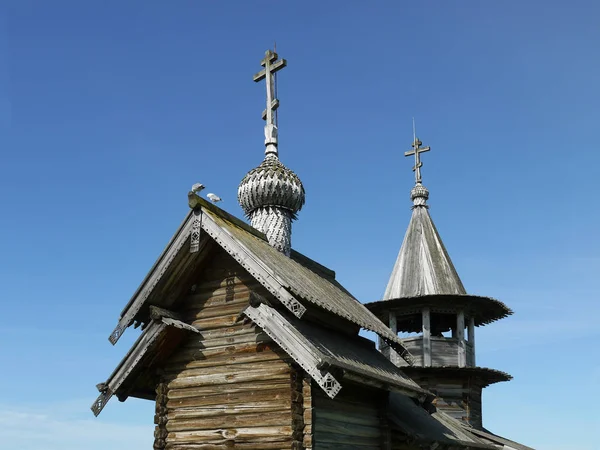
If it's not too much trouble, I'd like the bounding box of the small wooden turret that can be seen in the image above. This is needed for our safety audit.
[366,135,513,429]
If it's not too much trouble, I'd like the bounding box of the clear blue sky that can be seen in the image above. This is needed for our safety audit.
[1,1,598,449]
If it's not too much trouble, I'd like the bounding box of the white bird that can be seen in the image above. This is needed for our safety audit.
[207,193,222,203]
[191,183,205,193]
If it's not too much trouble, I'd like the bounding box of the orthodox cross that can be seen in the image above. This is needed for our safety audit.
[405,135,430,184]
[253,50,287,152]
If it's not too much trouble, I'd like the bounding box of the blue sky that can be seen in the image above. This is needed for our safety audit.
[1,1,599,449]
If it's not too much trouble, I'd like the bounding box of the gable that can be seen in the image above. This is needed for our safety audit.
[108,195,415,364]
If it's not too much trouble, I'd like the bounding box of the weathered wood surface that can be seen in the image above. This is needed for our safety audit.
[312,383,383,448]
[409,373,483,429]
[400,336,475,368]
[159,250,297,449]
[154,382,169,449]
[302,377,313,450]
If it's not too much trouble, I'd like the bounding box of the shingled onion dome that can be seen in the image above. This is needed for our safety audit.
[238,153,305,256]
[238,48,305,256]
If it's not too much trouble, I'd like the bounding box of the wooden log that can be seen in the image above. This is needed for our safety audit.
[167,365,291,389]
[165,344,284,371]
[167,387,292,409]
[168,379,290,400]
[182,300,251,322]
[169,342,282,367]
[167,411,292,432]
[167,404,292,421]
[167,426,294,444]
[166,443,291,450]
[189,314,242,331]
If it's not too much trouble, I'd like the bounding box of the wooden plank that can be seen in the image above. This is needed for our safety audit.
[180,327,270,350]
[182,300,251,321]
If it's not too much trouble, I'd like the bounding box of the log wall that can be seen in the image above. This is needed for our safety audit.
[311,382,384,450]
[409,373,483,429]
[160,250,298,449]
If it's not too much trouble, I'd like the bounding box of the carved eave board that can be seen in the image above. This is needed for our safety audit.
[108,196,414,363]
[92,311,200,416]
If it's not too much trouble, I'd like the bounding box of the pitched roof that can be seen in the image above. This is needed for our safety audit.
[388,393,497,449]
[463,426,536,450]
[244,303,427,400]
[91,308,200,416]
[109,195,414,363]
[204,208,410,351]
[399,366,512,387]
[384,205,466,299]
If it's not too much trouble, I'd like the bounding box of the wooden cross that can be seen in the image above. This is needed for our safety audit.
[253,50,287,126]
[404,137,430,184]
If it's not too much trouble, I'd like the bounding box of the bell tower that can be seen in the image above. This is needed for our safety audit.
[366,134,513,429]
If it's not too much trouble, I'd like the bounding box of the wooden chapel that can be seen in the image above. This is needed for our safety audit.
[91,49,534,450]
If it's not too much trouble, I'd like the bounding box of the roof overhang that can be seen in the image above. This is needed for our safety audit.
[107,194,416,364]
[244,302,429,401]
[92,307,200,416]
[400,366,513,387]
[366,294,513,330]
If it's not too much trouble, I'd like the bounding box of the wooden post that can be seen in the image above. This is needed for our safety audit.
[389,311,399,366]
[457,310,466,368]
[468,316,476,367]
[422,308,431,367]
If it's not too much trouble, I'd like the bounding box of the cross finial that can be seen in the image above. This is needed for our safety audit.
[404,122,430,184]
[253,49,287,157]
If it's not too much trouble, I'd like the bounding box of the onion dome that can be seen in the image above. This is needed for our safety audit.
[238,154,305,219]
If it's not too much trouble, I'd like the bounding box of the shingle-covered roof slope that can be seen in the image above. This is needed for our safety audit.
[462,426,536,450]
[203,205,412,357]
[111,196,413,362]
[244,303,427,399]
[388,393,496,449]
[384,205,466,299]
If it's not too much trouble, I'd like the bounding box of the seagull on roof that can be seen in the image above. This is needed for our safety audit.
[191,183,205,193]
[207,193,222,203]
